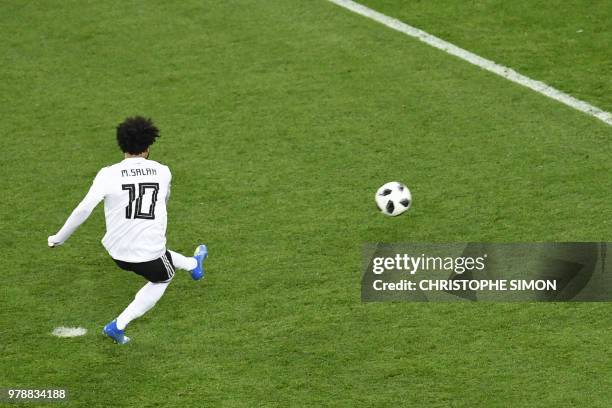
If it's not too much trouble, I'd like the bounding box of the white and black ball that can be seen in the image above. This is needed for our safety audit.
[375,181,412,216]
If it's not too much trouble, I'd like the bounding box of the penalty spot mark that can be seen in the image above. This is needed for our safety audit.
[52,326,87,338]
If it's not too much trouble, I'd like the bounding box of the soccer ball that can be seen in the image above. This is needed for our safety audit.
[375,181,412,216]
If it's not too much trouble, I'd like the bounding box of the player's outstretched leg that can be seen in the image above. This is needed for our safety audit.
[169,245,208,280]
[104,281,170,344]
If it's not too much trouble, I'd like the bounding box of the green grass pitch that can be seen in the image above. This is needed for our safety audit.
[0,0,610,406]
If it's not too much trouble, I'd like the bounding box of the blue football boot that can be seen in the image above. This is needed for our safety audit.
[103,320,130,344]
[191,244,208,280]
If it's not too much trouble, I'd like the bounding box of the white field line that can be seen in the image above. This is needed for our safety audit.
[327,0,612,127]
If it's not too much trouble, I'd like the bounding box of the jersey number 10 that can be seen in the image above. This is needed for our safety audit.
[122,183,160,220]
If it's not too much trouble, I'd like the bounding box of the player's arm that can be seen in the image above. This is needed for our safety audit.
[165,167,172,204]
[48,170,106,247]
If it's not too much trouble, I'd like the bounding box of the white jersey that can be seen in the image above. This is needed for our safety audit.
[51,157,171,262]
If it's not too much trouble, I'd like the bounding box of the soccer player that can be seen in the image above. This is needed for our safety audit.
[48,116,208,344]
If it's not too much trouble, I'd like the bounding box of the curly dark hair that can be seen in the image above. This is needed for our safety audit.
[116,116,160,154]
